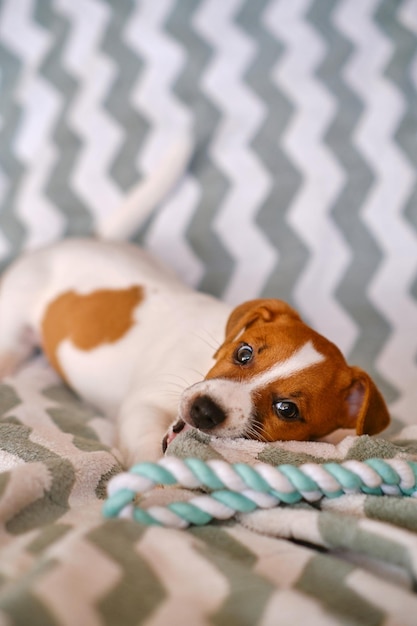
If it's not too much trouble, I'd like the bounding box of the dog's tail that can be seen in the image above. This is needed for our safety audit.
[95,131,193,241]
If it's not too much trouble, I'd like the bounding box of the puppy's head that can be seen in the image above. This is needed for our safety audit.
[179,299,390,442]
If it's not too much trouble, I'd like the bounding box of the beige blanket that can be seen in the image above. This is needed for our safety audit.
[0,358,417,625]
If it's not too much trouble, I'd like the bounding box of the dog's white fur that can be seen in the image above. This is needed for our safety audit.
[0,238,231,465]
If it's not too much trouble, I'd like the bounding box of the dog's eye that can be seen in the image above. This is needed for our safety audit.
[234,343,253,365]
[273,401,300,421]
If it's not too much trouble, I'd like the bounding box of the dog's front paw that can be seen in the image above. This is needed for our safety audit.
[162,419,190,453]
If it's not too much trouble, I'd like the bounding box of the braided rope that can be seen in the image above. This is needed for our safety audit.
[103,457,417,529]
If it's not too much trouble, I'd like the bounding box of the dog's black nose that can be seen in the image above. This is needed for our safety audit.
[189,395,226,430]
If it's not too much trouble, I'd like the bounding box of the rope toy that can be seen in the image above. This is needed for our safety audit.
[103,457,417,529]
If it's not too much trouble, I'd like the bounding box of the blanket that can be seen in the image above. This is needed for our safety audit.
[1,2,416,624]
[0,357,416,626]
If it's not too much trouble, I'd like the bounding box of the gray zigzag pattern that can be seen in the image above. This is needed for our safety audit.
[375,0,417,386]
[309,0,395,401]
[164,0,233,298]
[102,0,149,192]
[380,1,417,302]
[237,0,307,304]
[88,523,166,623]
[0,41,27,263]
[35,0,92,238]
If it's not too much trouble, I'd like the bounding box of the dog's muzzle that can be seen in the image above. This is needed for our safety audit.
[188,395,226,430]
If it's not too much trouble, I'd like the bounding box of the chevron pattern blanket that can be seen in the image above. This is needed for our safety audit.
[0,358,417,625]
[0,1,417,624]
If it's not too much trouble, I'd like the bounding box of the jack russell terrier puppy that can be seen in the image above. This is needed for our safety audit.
[0,238,390,466]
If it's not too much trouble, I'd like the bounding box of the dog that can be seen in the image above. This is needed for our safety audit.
[0,238,390,466]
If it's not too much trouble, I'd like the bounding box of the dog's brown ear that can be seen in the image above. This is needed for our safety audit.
[343,366,390,435]
[225,299,301,343]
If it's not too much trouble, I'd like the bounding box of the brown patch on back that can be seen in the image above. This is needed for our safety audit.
[42,286,143,377]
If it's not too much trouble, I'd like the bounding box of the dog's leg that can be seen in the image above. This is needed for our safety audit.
[0,332,36,379]
[116,398,175,466]
[0,275,39,379]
